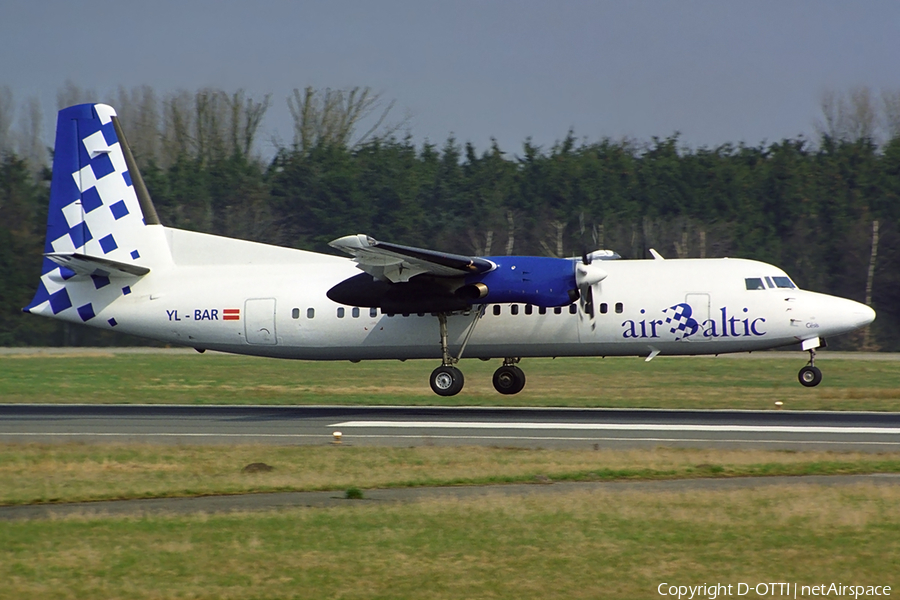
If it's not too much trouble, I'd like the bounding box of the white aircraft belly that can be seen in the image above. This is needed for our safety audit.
[94,260,806,361]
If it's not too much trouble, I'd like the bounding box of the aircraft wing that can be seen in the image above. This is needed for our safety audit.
[329,234,495,283]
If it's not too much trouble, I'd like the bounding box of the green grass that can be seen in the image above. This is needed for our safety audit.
[1,484,897,599]
[3,443,900,506]
[1,351,899,410]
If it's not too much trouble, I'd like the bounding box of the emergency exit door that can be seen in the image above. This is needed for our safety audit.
[244,298,277,345]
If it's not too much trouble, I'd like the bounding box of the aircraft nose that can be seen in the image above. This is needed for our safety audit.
[834,298,876,331]
[855,302,876,328]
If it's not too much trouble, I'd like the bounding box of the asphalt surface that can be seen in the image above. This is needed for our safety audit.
[3,403,900,520]
[2,404,900,451]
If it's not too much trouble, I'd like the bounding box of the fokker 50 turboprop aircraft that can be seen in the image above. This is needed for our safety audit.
[25,103,876,396]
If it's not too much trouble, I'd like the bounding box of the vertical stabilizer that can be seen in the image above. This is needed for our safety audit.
[24,103,169,324]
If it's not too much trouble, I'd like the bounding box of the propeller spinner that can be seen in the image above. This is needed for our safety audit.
[575,252,607,329]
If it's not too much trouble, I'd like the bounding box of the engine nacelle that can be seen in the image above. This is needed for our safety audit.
[467,256,579,307]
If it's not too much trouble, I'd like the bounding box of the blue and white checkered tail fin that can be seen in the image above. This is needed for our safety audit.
[24,103,170,324]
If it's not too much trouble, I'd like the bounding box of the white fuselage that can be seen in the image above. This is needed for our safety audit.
[57,226,874,362]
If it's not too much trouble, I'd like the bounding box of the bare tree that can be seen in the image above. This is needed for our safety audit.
[17,97,45,176]
[539,221,566,257]
[115,85,161,167]
[0,85,13,156]
[469,229,493,256]
[158,89,269,166]
[847,87,878,142]
[56,80,97,110]
[505,210,516,255]
[862,220,880,351]
[161,90,194,163]
[816,86,878,143]
[287,86,402,152]
[673,229,690,259]
[883,88,900,141]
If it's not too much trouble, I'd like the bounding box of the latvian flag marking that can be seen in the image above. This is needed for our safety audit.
[223,308,241,321]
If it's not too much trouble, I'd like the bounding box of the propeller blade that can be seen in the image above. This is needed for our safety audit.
[586,284,594,319]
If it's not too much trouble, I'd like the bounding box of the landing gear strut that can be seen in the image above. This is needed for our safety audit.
[493,358,526,395]
[429,309,483,397]
[798,348,823,387]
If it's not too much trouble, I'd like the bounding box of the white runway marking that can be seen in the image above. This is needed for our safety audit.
[0,432,326,438]
[1,432,899,446]
[330,421,900,434]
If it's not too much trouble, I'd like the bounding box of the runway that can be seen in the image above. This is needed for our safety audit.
[2,404,900,451]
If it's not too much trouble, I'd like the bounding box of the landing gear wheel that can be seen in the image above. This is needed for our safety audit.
[492,365,526,395]
[430,366,465,396]
[798,365,822,387]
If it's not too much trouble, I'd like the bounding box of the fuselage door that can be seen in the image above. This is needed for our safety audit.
[683,293,710,342]
[245,298,277,345]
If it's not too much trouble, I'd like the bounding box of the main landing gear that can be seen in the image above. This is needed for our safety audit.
[428,310,526,397]
[493,358,526,395]
[798,348,823,387]
[429,312,471,397]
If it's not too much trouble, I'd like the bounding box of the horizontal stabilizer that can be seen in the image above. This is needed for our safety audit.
[45,252,150,277]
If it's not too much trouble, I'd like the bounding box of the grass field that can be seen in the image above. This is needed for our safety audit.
[1,350,899,410]
[3,350,898,597]
[2,484,898,599]
[3,443,900,506]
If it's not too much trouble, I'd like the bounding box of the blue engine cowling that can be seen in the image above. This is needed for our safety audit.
[463,256,577,307]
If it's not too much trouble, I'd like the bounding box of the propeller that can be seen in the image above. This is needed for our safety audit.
[575,249,607,330]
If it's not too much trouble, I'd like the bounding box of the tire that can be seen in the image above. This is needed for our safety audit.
[430,366,464,396]
[492,365,526,395]
[798,365,822,387]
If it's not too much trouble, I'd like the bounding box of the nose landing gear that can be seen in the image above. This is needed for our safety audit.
[798,348,822,387]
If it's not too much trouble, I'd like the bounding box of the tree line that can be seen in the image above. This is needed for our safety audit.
[0,85,898,349]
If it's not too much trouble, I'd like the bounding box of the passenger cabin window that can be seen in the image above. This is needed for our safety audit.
[745,277,766,290]
[539,306,547,315]
[493,305,501,316]
[569,304,577,314]
[615,302,623,314]
[599,302,608,314]
[772,276,796,289]
[525,304,533,315]
[511,305,519,316]
[369,307,378,318]
[292,308,300,319]
[352,307,360,318]
[554,307,562,315]
[307,308,315,319]
[337,307,345,318]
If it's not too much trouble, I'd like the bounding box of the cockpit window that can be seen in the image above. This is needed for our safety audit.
[772,276,796,289]
[745,277,765,290]
[765,276,775,288]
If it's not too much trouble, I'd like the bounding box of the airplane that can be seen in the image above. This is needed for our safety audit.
[24,103,877,396]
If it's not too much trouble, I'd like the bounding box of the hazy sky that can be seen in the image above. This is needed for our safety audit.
[2,0,898,157]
